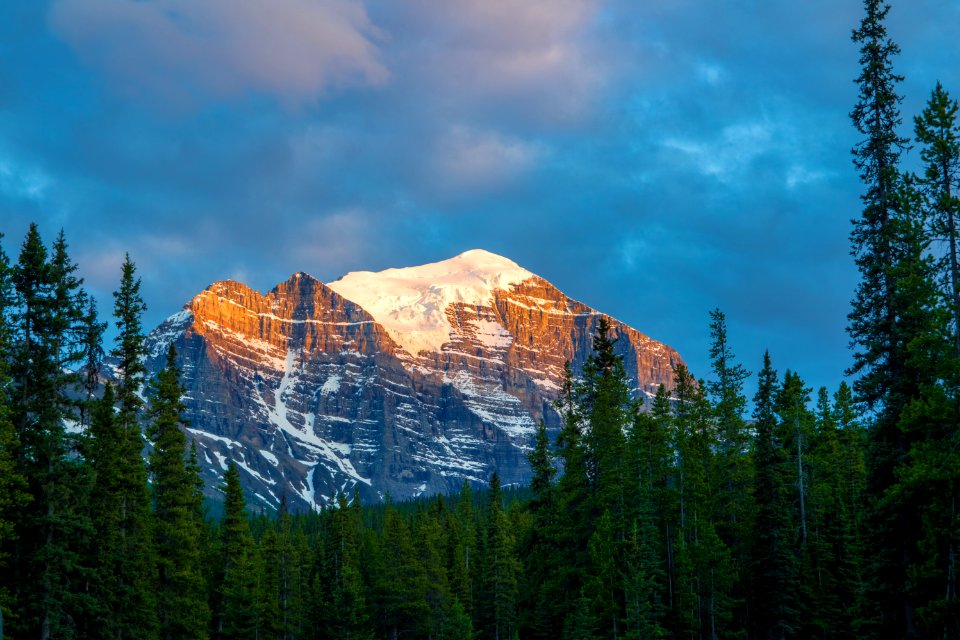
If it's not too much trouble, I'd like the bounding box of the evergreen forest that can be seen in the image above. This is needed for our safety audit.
[2,1,960,638]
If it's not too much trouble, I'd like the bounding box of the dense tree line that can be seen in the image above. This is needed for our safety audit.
[1,1,959,637]
[0,221,881,639]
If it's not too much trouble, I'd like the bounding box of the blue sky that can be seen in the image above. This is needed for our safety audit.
[2,0,958,398]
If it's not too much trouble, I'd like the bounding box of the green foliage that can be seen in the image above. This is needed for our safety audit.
[217,463,262,639]
[480,472,520,640]
[149,345,210,639]
[751,352,799,639]
[0,231,30,625]
[86,255,159,640]
[5,225,98,639]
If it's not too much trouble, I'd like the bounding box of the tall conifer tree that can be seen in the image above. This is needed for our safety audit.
[149,345,210,639]
[88,254,158,639]
[0,233,30,625]
[218,463,261,640]
[8,226,93,639]
[915,83,960,354]
[848,2,943,636]
[751,352,798,640]
[481,472,519,640]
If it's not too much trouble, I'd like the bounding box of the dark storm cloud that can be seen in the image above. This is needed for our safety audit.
[1,0,957,396]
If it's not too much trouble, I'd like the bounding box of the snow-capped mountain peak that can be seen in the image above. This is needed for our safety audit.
[140,250,684,511]
[327,249,534,357]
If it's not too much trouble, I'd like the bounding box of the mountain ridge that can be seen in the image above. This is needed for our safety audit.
[142,249,685,511]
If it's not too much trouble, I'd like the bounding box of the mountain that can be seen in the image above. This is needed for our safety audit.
[142,249,685,511]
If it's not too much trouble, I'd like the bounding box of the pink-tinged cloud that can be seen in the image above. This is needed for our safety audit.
[49,0,389,107]
[432,126,544,192]
[372,0,608,123]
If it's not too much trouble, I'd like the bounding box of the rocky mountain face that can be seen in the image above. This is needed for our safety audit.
[142,250,685,511]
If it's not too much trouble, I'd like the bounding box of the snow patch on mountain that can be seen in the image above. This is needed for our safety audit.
[328,249,532,357]
[147,308,193,358]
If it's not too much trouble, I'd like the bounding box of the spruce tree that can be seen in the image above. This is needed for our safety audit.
[550,361,591,630]
[705,309,753,634]
[8,225,94,639]
[481,472,519,640]
[751,352,798,640]
[623,390,670,640]
[375,501,428,638]
[87,254,158,640]
[78,296,106,429]
[848,0,909,411]
[113,253,148,416]
[776,371,819,635]
[417,501,453,638]
[441,598,474,640]
[448,481,478,620]
[586,510,621,639]
[315,492,371,640]
[218,463,261,640]
[148,345,210,639]
[521,421,559,639]
[528,420,555,509]
[915,82,960,355]
[580,317,631,526]
[0,232,30,626]
[848,3,943,636]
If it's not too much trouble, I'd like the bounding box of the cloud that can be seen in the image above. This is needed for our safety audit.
[431,126,544,193]
[289,211,376,272]
[370,0,609,124]
[0,155,51,204]
[4,0,958,401]
[48,0,388,107]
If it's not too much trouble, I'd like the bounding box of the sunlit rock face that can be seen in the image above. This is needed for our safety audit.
[143,250,685,511]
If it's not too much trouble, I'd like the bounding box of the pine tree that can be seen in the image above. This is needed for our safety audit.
[848,3,943,636]
[776,371,818,636]
[915,82,960,355]
[623,389,670,640]
[705,309,753,634]
[0,232,30,626]
[113,253,148,417]
[528,420,555,510]
[848,0,909,412]
[218,463,261,640]
[87,254,159,640]
[481,472,520,640]
[580,317,631,526]
[622,511,666,640]
[751,352,798,640]
[417,500,453,638]
[314,492,371,640]
[808,384,869,638]
[148,345,210,639]
[807,387,844,636]
[448,480,478,620]
[441,598,474,640]
[521,421,558,638]
[374,500,428,638]
[265,496,302,640]
[587,510,621,639]
[550,361,591,630]
[8,225,95,639]
[78,296,106,430]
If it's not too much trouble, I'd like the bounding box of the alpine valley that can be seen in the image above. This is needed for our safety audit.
[141,249,685,511]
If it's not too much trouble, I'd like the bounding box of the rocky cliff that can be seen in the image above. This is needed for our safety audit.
[142,250,685,511]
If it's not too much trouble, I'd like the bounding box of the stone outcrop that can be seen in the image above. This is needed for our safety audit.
[142,250,685,511]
